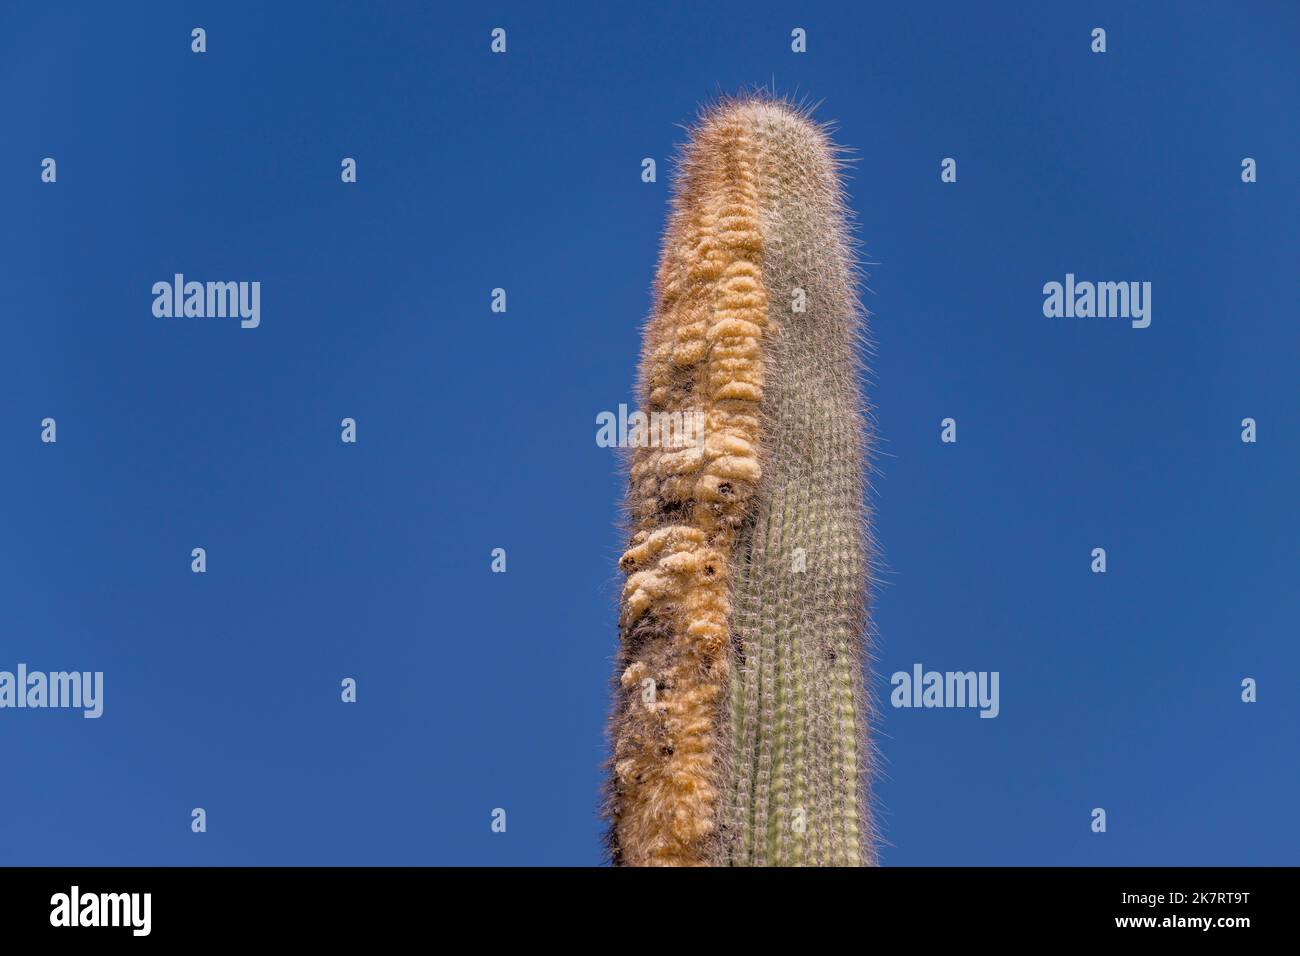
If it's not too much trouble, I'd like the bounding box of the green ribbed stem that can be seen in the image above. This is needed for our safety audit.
[723,103,871,866]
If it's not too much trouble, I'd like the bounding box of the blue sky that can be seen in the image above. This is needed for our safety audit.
[1,1,1296,865]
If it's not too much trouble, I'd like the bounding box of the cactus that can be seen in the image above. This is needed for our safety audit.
[608,95,874,867]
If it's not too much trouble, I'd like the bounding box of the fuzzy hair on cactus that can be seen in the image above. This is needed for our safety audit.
[608,95,874,867]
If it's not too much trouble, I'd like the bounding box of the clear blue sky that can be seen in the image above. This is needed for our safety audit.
[2,1,1296,865]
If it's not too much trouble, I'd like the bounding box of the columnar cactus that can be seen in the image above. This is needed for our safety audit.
[608,96,874,867]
